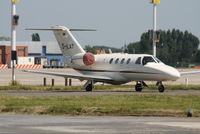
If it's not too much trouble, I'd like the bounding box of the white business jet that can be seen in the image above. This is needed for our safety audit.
[25,25,200,92]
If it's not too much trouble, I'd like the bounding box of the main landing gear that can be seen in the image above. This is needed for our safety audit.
[84,81,94,92]
[135,81,148,92]
[135,81,165,93]
[156,81,165,93]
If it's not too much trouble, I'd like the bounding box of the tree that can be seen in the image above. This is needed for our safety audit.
[127,29,200,66]
[84,45,121,54]
[196,50,200,63]
[32,33,40,41]
[0,36,10,41]
[84,45,97,54]
[127,42,140,54]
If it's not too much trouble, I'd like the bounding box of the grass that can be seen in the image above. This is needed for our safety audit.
[9,80,21,86]
[0,84,200,91]
[0,94,200,117]
[0,84,200,117]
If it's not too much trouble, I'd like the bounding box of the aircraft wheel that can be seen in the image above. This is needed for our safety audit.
[135,83,143,92]
[85,84,93,92]
[158,85,165,93]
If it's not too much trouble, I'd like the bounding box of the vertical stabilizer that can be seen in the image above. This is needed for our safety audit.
[26,26,88,57]
[51,26,85,57]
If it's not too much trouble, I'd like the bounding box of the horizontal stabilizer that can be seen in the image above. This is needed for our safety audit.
[25,28,97,31]
[69,29,97,31]
[25,28,65,31]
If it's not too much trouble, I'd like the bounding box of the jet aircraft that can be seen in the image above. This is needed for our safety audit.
[25,26,200,92]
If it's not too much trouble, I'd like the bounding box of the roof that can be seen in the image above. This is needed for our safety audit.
[0,41,62,54]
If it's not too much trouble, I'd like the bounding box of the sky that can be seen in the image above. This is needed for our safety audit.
[0,0,199,48]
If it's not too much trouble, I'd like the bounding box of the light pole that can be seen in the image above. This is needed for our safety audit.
[11,0,20,81]
[150,0,160,57]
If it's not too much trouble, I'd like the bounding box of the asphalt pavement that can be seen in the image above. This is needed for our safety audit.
[0,114,200,134]
[1,89,200,97]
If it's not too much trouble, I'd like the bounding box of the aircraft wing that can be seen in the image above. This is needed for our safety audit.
[23,70,112,81]
[180,70,200,76]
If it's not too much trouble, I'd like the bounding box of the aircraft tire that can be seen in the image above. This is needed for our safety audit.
[158,85,165,92]
[135,84,142,92]
[85,84,93,92]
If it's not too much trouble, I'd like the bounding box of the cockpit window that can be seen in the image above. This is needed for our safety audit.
[154,57,162,63]
[135,57,141,64]
[142,56,156,65]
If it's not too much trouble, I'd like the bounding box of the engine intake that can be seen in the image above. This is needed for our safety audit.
[83,53,95,66]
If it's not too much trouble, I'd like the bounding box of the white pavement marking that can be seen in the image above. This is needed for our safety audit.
[147,122,200,129]
[32,126,101,133]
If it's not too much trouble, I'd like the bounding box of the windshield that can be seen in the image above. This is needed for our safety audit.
[154,57,162,63]
[142,56,156,65]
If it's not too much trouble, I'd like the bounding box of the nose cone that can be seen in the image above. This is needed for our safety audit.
[146,64,180,81]
[167,68,180,81]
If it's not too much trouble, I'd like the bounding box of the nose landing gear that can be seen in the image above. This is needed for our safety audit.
[135,82,143,92]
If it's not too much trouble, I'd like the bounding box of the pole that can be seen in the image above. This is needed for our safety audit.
[11,1,17,81]
[153,4,157,57]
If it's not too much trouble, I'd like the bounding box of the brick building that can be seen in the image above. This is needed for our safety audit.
[0,41,64,67]
[0,46,28,65]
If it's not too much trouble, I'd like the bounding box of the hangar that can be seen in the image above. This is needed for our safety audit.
[0,41,65,67]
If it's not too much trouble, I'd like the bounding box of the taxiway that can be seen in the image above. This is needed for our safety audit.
[0,114,200,134]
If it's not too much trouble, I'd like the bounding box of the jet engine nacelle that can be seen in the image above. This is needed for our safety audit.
[71,53,95,66]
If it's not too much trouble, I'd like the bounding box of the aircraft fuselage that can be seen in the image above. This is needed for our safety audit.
[68,53,180,84]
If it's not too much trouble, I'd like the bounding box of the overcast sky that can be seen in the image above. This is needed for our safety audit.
[0,0,199,48]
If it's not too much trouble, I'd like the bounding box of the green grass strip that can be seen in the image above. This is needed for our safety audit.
[0,94,200,117]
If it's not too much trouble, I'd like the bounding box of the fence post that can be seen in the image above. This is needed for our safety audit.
[43,78,46,86]
[52,79,54,87]
[69,79,72,86]
[65,78,68,86]
[185,78,189,86]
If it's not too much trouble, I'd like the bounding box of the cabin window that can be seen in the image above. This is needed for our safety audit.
[109,58,114,64]
[135,57,141,64]
[126,58,131,64]
[115,58,119,64]
[142,56,156,65]
[120,58,125,64]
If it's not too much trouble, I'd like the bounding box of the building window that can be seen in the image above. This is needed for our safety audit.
[115,58,119,64]
[126,58,131,64]
[120,58,125,64]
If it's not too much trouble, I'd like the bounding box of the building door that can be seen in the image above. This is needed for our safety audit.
[42,46,46,56]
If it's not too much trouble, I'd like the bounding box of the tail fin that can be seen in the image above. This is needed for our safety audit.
[26,26,95,57]
[52,26,85,57]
